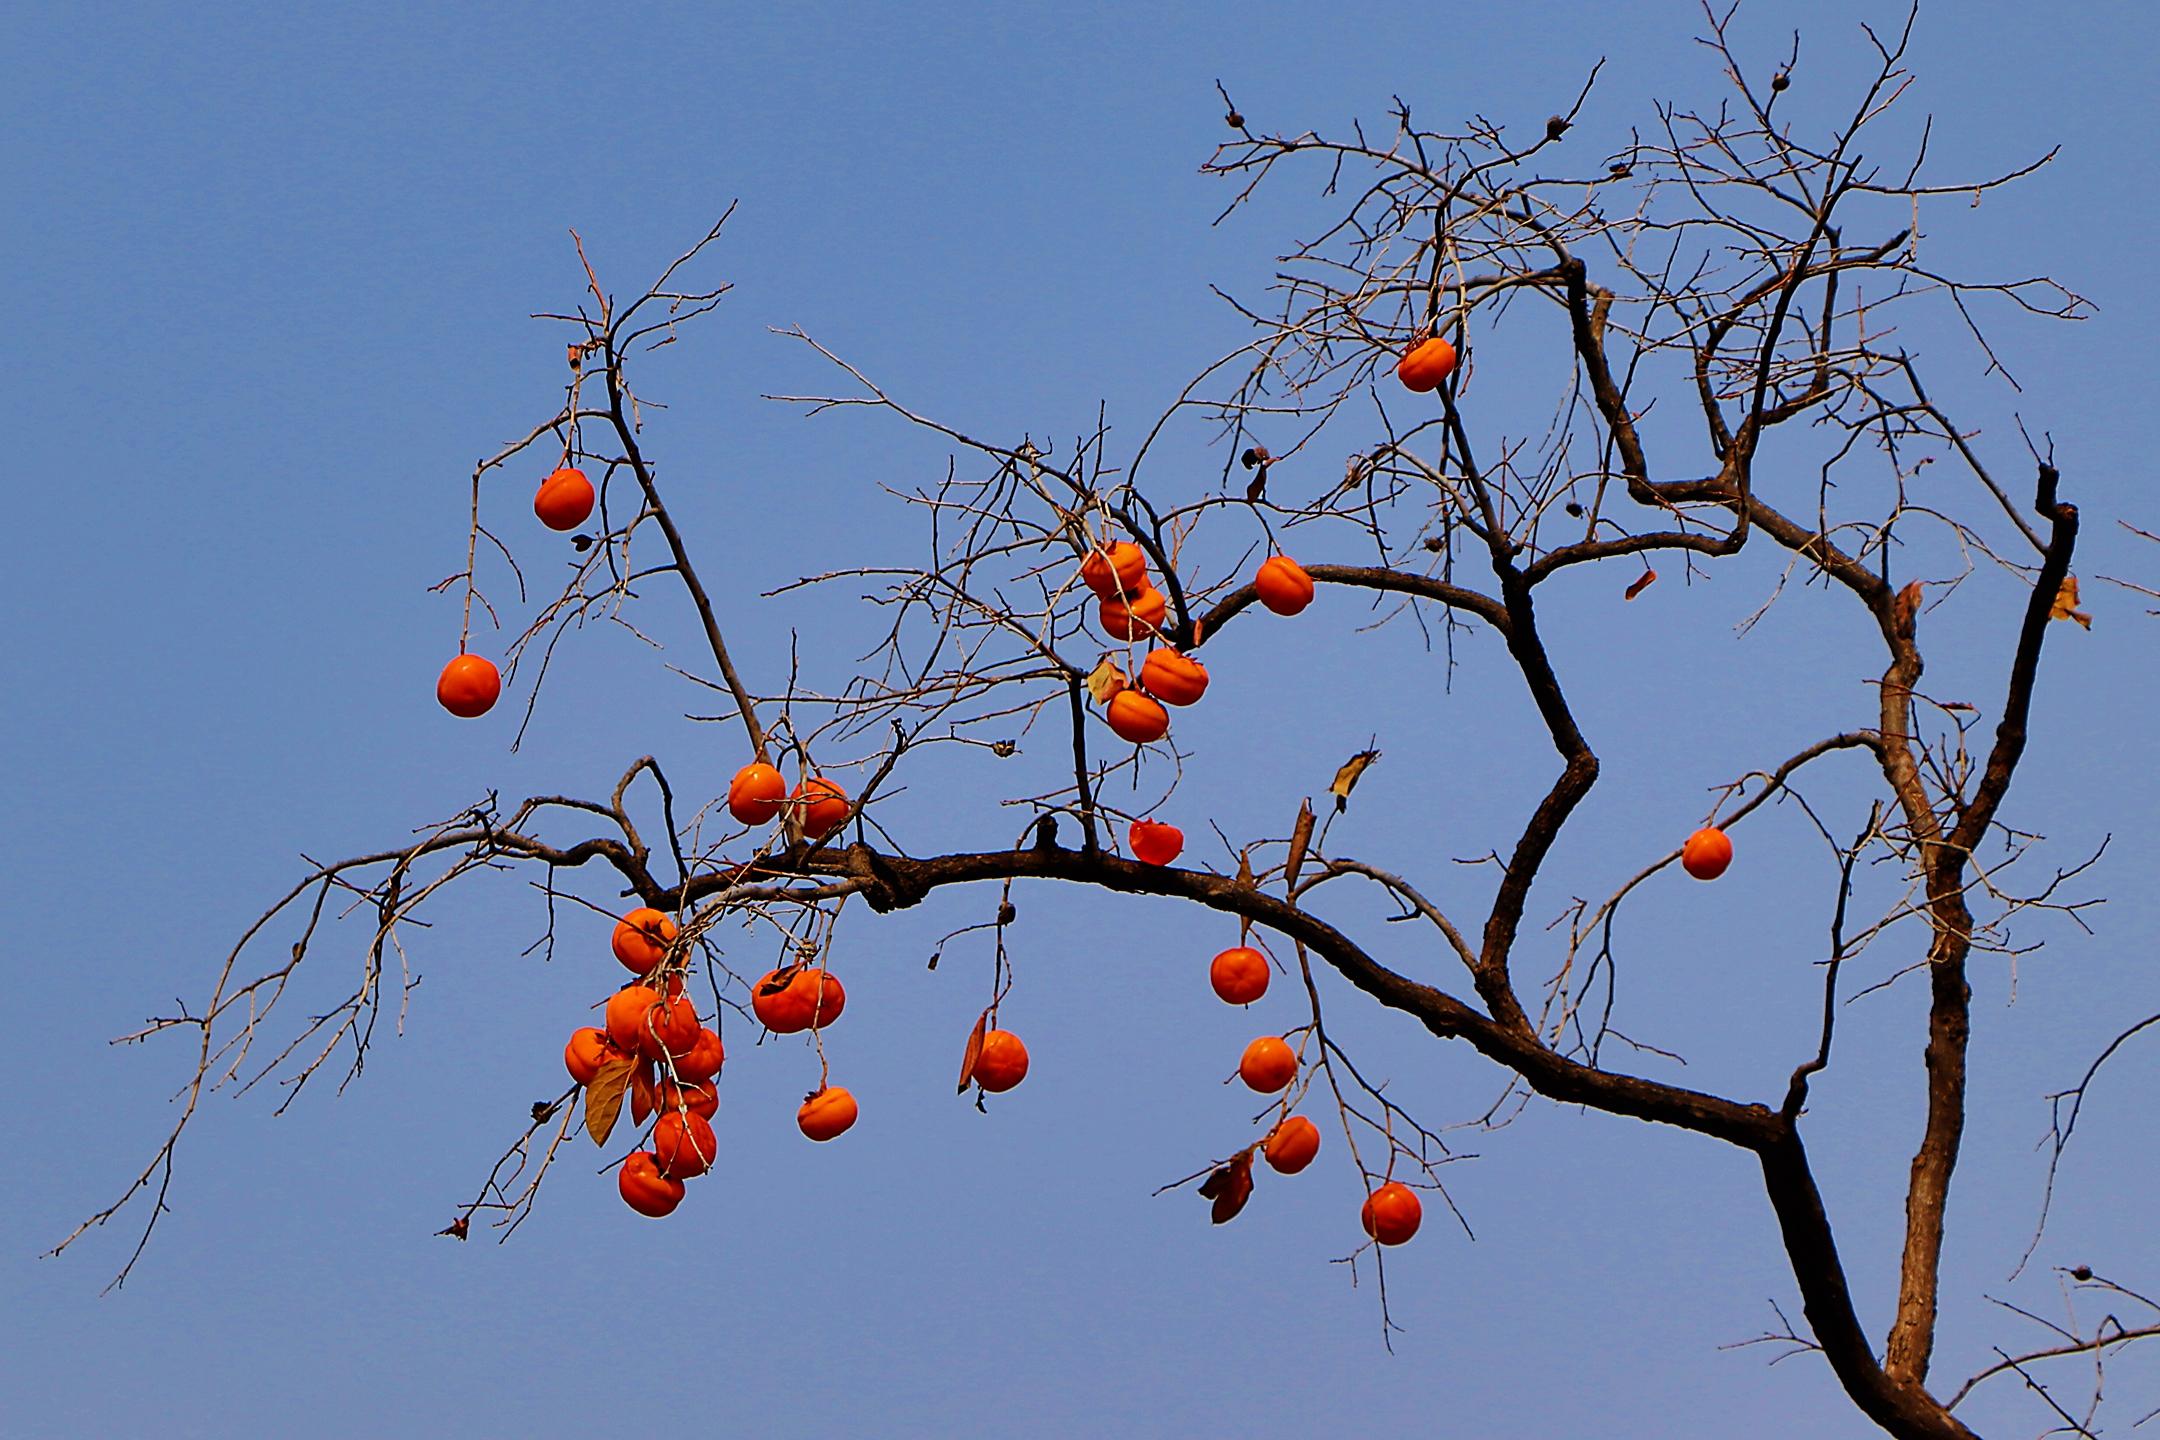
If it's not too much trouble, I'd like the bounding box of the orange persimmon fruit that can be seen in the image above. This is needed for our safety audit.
[1079,540,1149,600]
[435,654,501,718]
[1263,1115,1322,1175]
[1105,690,1170,744]
[1239,1036,1297,1093]
[1128,819,1184,866]
[1138,648,1209,706]
[792,777,852,841]
[1681,826,1733,881]
[1211,946,1271,1006]
[1396,335,1458,392]
[1361,1181,1423,1245]
[797,1085,858,1141]
[653,1110,719,1178]
[1254,556,1315,616]
[611,907,679,974]
[533,466,595,530]
[727,763,788,826]
[970,1029,1030,1093]
[618,1152,686,1218]
[1098,586,1168,641]
[752,967,846,1034]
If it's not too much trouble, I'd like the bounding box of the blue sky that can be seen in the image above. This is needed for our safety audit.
[6,3,2157,1436]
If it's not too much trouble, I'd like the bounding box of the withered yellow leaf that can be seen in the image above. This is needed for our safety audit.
[1084,657,1129,704]
[2049,575,2092,629]
[1329,749,1381,812]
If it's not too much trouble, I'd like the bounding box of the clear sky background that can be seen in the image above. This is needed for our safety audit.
[6,3,2156,1437]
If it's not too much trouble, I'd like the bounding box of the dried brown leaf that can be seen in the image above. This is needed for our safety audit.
[957,1008,989,1095]
[1199,1151,1255,1224]
[584,1056,636,1147]
[1286,800,1315,894]
[1624,569,1657,600]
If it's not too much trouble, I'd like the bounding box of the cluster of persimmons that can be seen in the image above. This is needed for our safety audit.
[457,331,1732,1236]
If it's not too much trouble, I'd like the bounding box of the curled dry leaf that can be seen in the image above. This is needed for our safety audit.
[2050,574,2092,629]
[1198,1151,1255,1224]
[1085,657,1129,705]
[957,1008,989,1095]
[1329,749,1381,813]
[1624,569,1657,601]
[584,1056,637,1147]
[1892,579,1924,636]
[1286,799,1315,894]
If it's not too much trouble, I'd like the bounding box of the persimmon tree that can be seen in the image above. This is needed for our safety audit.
[59,9,2157,1438]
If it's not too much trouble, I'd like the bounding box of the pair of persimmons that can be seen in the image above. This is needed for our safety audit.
[431,467,601,718]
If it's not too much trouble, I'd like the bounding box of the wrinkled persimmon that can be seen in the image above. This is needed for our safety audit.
[1138,648,1208,706]
[653,1110,718,1178]
[618,1151,685,1218]
[752,967,846,1034]
[655,1077,719,1120]
[605,985,664,1053]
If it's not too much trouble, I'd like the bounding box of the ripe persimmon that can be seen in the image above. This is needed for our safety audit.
[798,1085,858,1141]
[1239,1036,1297,1093]
[1079,540,1149,600]
[612,907,678,974]
[1211,946,1271,1006]
[792,777,851,842]
[1129,818,1184,866]
[971,1029,1030,1093]
[674,1026,725,1083]
[605,985,664,1053]
[656,1076,719,1119]
[1682,826,1733,881]
[636,993,702,1062]
[728,763,788,826]
[435,653,501,718]
[1395,335,1457,392]
[563,1026,620,1085]
[1105,690,1169,744]
[1263,1115,1321,1175]
[1254,556,1315,616]
[1138,648,1208,706]
[618,1151,686,1218]
[1098,586,1168,641]
[752,967,846,1034]
[533,466,595,531]
[653,1110,718,1178]
[1360,1181,1423,1245]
